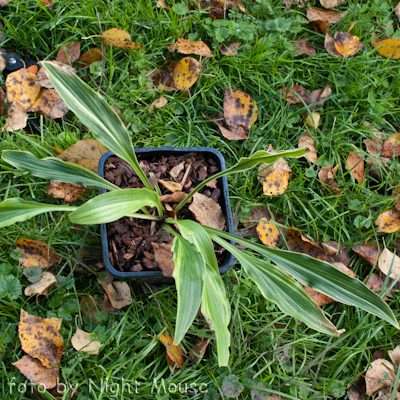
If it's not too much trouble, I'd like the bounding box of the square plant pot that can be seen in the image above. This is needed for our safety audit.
[99,147,235,284]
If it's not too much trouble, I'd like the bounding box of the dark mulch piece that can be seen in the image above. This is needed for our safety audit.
[104,152,226,274]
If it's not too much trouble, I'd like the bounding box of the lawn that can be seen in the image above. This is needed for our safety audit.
[1,0,400,399]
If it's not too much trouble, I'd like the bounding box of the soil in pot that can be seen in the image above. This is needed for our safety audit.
[103,152,227,277]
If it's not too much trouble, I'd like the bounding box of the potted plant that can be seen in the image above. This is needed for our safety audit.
[0,62,397,367]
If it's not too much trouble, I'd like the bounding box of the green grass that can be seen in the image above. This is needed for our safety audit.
[1,0,400,398]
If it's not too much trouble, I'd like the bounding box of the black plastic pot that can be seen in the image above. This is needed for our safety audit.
[99,147,236,284]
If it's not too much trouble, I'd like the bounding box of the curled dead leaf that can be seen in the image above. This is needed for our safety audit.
[188,192,226,230]
[19,309,64,368]
[38,89,69,119]
[169,161,185,180]
[149,95,168,113]
[173,57,201,91]
[46,180,85,203]
[159,332,184,371]
[3,102,28,132]
[98,278,132,309]
[346,152,364,183]
[307,7,348,33]
[204,112,248,140]
[152,242,175,277]
[17,238,61,269]
[24,272,57,297]
[159,179,183,192]
[71,328,101,354]
[365,359,396,397]
[101,28,142,50]
[382,133,400,157]
[189,336,211,363]
[299,133,318,163]
[318,164,341,195]
[56,42,81,65]
[376,210,400,233]
[168,38,213,57]
[219,42,241,56]
[159,191,187,203]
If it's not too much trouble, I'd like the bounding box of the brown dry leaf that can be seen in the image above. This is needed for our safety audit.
[333,32,363,57]
[0,0,12,5]
[24,272,57,297]
[396,2,400,22]
[281,84,312,104]
[223,88,258,138]
[243,206,285,236]
[322,241,350,265]
[152,242,175,277]
[189,192,226,230]
[299,133,318,163]
[352,244,380,266]
[5,68,41,111]
[38,89,69,119]
[159,191,187,203]
[376,210,400,233]
[286,229,330,262]
[283,0,305,10]
[364,134,383,156]
[376,391,400,400]
[57,139,108,173]
[304,111,321,129]
[12,355,59,390]
[0,87,6,116]
[204,112,248,140]
[19,309,64,368]
[173,56,201,91]
[256,217,280,248]
[159,179,183,193]
[219,42,241,56]
[77,48,103,66]
[71,328,101,354]
[169,161,185,179]
[80,296,107,323]
[17,238,61,269]
[318,164,341,194]
[189,336,211,363]
[320,0,346,8]
[389,345,400,367]
[160,332,184,371]
[292,40,316,56]
[333,261,356,278]
[378,248,400,279]
[101,28,142,50]
[3,102,28,131]
[307,7,348,25]
[157,0,169,9]
[97,274,132,309]
[364,274,388,301]
[382,133,400,157]
[168,38,213,57]
[258,153,291,197]
[39,0,53,8]
[149,95,168,113]
[365,359,396,397]
[36,62,76,88]
[303,286,334,306]
[346,152,364,183]
[56,42,81,65]
[373,39,400,60]
[46,180,85,203]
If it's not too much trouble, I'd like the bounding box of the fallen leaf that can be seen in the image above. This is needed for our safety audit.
[347,376,367,400]
[346,152,364,182]
[382,133,400,157]
[38,89,69,119]
[256,217,280,248]
[17,238,61,269]
[378,248,400,279]
[36,62,76,88]
[5,68,41,111]
[46,180,85,203]
[365,359,396,397]
[97,274,132,309]
[27,88,45,112]
[333,32,363,57]
[149,95,168,113]
[0,0,12,5]
[307,7,348,27]
[57,139,108,173]
[159,332,184,370]
[24,272,57,297]
[3,102,28,131]
[299,133,318,163]
[159,179,183,192]
[243,206,284,236]
[168,38,213,57]
[376,210,400,233]
[214,0,246,13]
[219,42,241,56]
[292,40,316,56]
[396,2,400,22]
[376,391,400,400]
[0,87,6,116]
[101,28,142,50]
[204,112,248,140]
[223,88,258,138]
[12,355,59,389]
[281,84,312,104]
[39,0,53,8]
[159,192,187,203]
[71,328,101,354]
[189,192,226,230]
[364,135,383,156]
[80,296,108,323]
[157,0,169,9]
[286,229,330,262]
[169,161,185,180]
[19,309,64,368]
[322,241,350,265]
[320,0,346,8]
[333,261,356,278]
[389,345,400,367]
[77,48,103,66]
[318,164,341,195]
[304,111,321,129]
[283,0,305,10]
[56,42,81,65]
[189,336,211,362]
[173,56,201,91]
[364,274,388,301]
[152,242,175,277]
[373,39,400,59]
[303,286,334,306]
[353,244,380,266]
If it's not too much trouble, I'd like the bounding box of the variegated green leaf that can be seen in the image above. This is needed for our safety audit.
[2,150,118,192]
[69,189,162,224]
[0,198,77,228]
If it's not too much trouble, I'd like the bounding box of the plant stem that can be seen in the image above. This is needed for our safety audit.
[125,213,161,221]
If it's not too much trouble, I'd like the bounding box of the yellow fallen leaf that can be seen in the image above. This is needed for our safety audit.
[375,210,400,233]
[101,28,142,50]
[172,57,201,91]
[374,39,400,59]
[159,332,184,371]
[158,179,183,192]
[16,238,61,269]
[333,32,363,57]
[304,111,320,128]
[168,38,213,57]
[256,217,280,248]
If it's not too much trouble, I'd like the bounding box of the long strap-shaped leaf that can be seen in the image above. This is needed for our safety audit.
[2,150,119,192]
[201,263,231,367]
[174,148,306,212]
[171,233,206,345]
[0,198,77,228]
[43,62,152,191]
[69,189,162,224]
[206,227,399,329]
[211,234,339,336]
